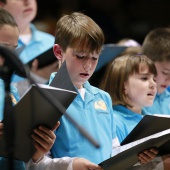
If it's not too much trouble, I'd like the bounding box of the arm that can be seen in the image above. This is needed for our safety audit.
[26,156,103,170]
[31,121,60,162]
[27,121,102,170]
[112,137,163,169]
[31,59,59,81]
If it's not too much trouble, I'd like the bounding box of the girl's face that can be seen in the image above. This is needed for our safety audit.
[124,65,157,113]
[60,47,100,89]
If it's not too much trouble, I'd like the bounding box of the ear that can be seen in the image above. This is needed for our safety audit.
[124,82,127,95]
[53,44,63,61]
[0,56,4,66]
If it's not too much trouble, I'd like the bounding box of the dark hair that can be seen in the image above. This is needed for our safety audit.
[100,53,157,107]
[0,0,6,3]
[0,7,18,28]
[54,12,105,54]
[142,27,170,62]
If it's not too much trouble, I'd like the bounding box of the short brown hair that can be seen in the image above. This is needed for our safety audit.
[0,7,18,28]
[0,0,6,3]
[54,12,105,54]
[142,27,170,62]
[100,53,157,106]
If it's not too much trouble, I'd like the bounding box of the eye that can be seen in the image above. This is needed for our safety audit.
[162,71,170,76]
[153,78,156,82]
[76,55,85,59]
[92,57,98,61]
[141,76,148,81]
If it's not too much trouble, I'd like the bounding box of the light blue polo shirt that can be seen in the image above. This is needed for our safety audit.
[11,24,54,83]
[113,105,147,143]
[168,86,170,92]
[0,79,20,120]
[49,73,116,164]
[0,79,25,170]
[144,89,170,115]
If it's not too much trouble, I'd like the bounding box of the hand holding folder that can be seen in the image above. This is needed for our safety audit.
[0,62,77,162]
[27,47,57,68]
[99,115,170,170]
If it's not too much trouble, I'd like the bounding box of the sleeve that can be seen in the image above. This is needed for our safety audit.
[26,155,76,170]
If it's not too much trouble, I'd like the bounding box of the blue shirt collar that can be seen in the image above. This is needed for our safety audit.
[156,89,170,99]
[113,104,144,118]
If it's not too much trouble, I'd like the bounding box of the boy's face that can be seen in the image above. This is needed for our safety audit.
[2,0,37,27]
[0,24,19,65]
[54,45,100,89]
[0,24,19,48]
[154,61,170,94]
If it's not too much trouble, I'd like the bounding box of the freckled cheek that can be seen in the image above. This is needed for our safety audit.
[91,61,98,70]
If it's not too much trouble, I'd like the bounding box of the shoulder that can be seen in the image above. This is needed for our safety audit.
[90,84,112,102]
[89,83,111,97]
[31,24,54,41]
[36,30,54,40]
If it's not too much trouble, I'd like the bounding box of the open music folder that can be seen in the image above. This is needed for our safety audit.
[99,115,170,170]
[27,47,57,68]
[0,62,77,162]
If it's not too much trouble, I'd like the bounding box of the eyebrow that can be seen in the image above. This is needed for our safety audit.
[164,68,170,72]
[138,73,152,76]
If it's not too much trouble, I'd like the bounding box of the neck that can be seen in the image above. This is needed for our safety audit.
[19,24,31,35]
[127,105,142,114]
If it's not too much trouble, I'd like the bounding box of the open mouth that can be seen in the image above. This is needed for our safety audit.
[80,73,89,77]
[161,85,167,88]
[147,92,154,96]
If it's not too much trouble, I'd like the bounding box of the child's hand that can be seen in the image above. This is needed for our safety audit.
[31,59,59,80]
[138,148,159,164]
[0,121,4,140]
[73,158,103,170]
[31,121,60,162]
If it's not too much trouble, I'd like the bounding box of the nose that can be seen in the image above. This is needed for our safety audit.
[150,79,157,89]
[83,58,91,71]
[23,0,30,4]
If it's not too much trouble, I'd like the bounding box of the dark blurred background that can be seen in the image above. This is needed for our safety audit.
[35,0,170,44]
[35,0,170,87]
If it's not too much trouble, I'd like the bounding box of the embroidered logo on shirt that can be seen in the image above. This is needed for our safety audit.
[10,94,17,105]
[94,100,107,111]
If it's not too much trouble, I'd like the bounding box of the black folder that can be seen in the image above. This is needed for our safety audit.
[0,61,77,162]
[121,115,170,155]
[99,115,170,169]
[95,44,126,72]
[27,47,57,68]
[99,129,170,170]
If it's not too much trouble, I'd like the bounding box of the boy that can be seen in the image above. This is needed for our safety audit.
[0,7,100,170]
[43,12,158,169]
[0,7,58,170]
[142,27,170,115]
[0,0,58,97]
[50,11,115,164]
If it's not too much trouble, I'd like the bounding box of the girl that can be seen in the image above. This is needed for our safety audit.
[100,53,170,169]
